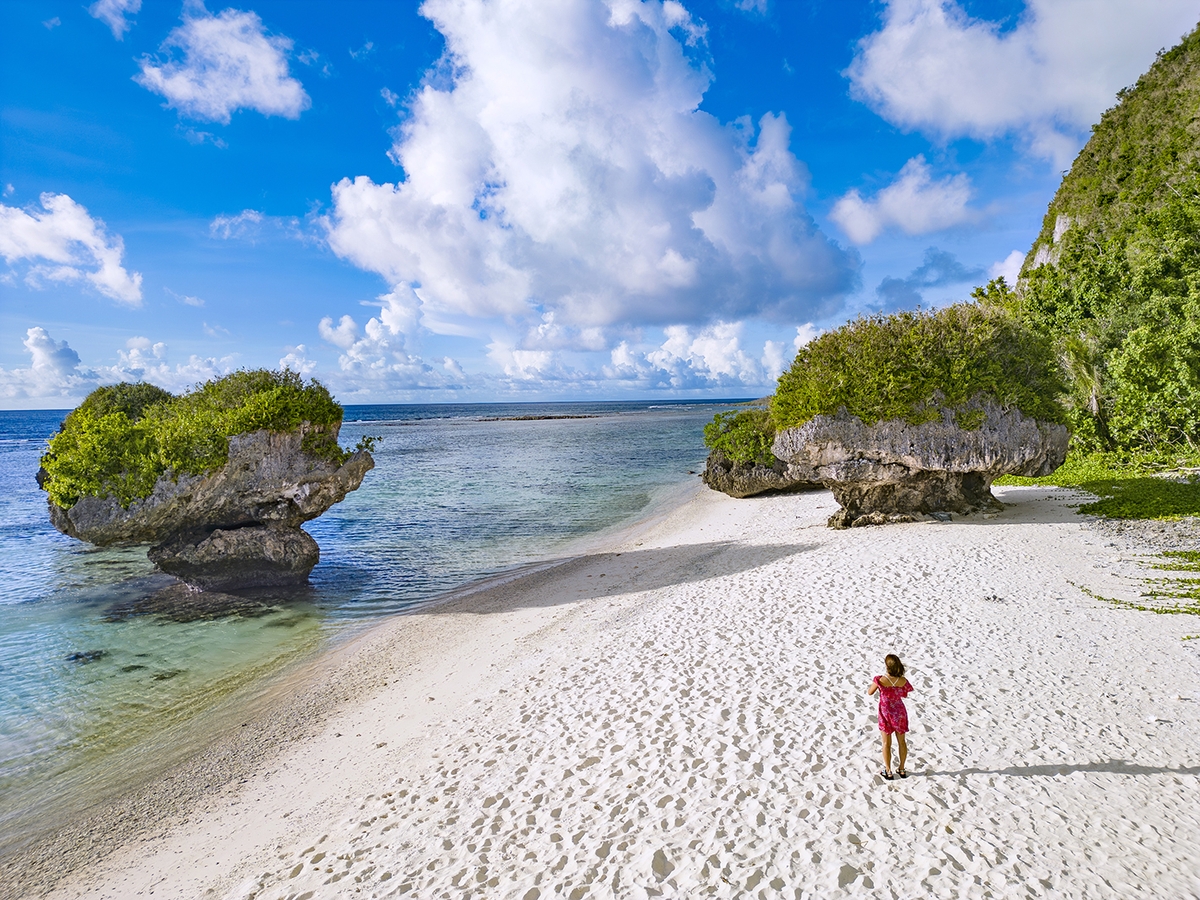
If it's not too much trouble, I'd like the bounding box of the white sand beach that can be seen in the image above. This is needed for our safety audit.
[20,485,1200,899]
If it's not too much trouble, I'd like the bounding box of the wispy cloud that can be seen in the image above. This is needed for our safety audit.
[209,208,309,244]
[209,208,264,239]
[165,287,204,307]
[178,125,228,148]
[88,0,140,40]
[875,247,985,309]
[734,0,769,15]
[830,156,974,245]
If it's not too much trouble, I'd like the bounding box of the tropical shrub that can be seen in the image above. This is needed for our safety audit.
[702,408,775,466]
[771,304,1066,431]
[40,369,346,509]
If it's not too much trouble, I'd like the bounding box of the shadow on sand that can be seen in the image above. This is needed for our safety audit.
[423,539,819,615]
[100,540,818,623]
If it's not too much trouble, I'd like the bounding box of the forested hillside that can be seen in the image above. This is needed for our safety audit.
[1011,22,1200,454]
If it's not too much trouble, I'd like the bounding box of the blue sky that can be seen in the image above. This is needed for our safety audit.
[2,0,1197,407]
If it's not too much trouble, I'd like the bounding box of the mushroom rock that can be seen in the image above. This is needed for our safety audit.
[772,399,1067,528]
[47,427,373,590]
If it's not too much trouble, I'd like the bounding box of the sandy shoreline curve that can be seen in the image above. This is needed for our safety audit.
[10,484,1200,898]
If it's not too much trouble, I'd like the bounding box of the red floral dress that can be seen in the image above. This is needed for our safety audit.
[874,676,913,734]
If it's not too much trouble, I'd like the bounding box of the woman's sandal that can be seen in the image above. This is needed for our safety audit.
[897,769,908,778]
[880,770,894,781]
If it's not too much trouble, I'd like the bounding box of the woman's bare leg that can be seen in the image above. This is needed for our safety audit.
[881,732,893,773]
[897,733,908,773]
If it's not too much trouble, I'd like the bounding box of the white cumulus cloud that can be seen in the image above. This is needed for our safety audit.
[280,344,317,375]
[847,0,1200,163]
[0,329,235,405]
[317,306,456,392]
[89,0,140,39]
[830,156,973,245]
[135,6,310,124]
[487,342,559,381]
[989,249,1025,285]
[323,0,855,342]
[0,328,99,402]
[0,193,143,305]
[606,321,779,390]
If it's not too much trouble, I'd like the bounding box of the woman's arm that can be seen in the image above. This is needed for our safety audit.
[867,678,878,696]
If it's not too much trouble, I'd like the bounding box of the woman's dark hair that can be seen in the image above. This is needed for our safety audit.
[885,654,905,677]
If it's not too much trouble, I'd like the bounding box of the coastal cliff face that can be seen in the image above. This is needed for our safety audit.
[773,400,1068,527]
[48,427,374,589]
[702,449,819,498]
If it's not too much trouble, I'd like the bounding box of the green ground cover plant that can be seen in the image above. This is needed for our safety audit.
[1076,583,1200,618]
[40,369,347,510]
[996,451,1200,519]
[771,304,1065,431]
[1153,550,1200,571]
[1077,547,1200,617]
[702,408,775,466]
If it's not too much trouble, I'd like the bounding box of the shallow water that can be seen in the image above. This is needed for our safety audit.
[0,400,733,850]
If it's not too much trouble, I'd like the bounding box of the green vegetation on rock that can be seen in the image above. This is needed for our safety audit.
[40,369,346,510]
[702,408,776,466]
[1013,23,1200,454]
[771,304,1065,431]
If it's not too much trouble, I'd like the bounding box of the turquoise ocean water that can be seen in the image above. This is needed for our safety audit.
[0,400,734,853]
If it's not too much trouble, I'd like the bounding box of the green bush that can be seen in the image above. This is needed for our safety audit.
[40,369,346,510]
[703,408,776,466]
[771,304,1066,431]
[75,382,173,421]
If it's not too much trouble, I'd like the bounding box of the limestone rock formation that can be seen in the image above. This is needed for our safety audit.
[47,427,373,589]
[147,525,321,590]
[702,449,820,499]
[772,400,1067,528]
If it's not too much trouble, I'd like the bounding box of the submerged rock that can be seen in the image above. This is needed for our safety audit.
[47,427,373,590]
[702,449,820,499]
[147,524,321,590]
[772,399,1067,528]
